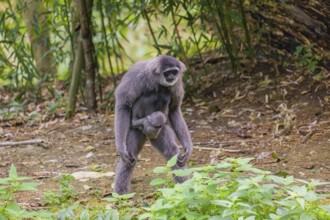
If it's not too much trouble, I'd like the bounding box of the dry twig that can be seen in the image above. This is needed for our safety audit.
[0,139,51,149]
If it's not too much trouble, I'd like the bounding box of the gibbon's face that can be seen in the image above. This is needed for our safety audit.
[159,67,180,87]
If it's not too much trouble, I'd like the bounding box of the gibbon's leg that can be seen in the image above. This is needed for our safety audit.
[114,129,146,194]
[149,125,188,183]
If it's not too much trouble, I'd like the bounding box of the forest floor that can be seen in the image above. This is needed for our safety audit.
[0,61,329,207]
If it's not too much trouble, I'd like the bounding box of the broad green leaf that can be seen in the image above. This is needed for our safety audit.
[297,198,305,209]
[35,211,54,219]
[111,192,119,198]
[14,176,31,181]
[17,182,41,191]
[300,213,313,220]
[6,202,21,212]
[269,213,279,219]
[216,162,232,169]
[211,200,232,208]
[171,168,192,177]
[138,213,152,220]
[103,197,117,202]
[0,179,9,184]
[151,199,164,210]
[158,188,175,197]
[80,209,90,220]
[166,154,178,167]
[153,166,167,174]
[120,192,136,199]
[269,175,285,185]
[150,178,167,186]
[222,208,234,217]
[304,190,318,201]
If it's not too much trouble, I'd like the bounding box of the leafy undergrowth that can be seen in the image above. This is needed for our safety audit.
[1,158,329,220]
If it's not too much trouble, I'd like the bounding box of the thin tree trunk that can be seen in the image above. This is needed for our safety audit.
[79,0,97,111]
[66,38,84,119]
[23,0,55,77]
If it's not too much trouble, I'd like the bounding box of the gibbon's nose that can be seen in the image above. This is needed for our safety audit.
[167,75,175,82]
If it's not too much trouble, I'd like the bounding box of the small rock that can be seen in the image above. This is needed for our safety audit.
[71,171,115,181]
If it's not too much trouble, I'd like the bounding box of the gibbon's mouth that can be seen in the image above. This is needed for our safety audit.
[167,77,176,83]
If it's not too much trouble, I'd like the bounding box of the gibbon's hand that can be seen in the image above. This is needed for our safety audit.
[177,147,192,167]
[118,148,136,167]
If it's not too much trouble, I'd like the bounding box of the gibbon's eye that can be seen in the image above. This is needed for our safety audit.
[164,70,178,78]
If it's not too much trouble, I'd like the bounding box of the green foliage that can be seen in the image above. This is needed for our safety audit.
[0,1,43,98]
[44,174,77,207]
[103,192,138,219]
[0,164,49,220]
[151,154,193,189]
[41,173,123,219]
[1,0,255,105]
[290,44,321,73]
[0,101,23,121]
[2,160,329,219]
[141,157,330,220]
[54,202,120,220]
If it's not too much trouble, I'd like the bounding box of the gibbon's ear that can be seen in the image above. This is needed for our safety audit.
[179,61,187,73]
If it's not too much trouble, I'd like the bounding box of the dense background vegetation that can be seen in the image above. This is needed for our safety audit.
[1,0,328,117]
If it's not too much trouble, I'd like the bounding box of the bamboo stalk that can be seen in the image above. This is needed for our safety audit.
[66,38,83,119]
[143,9,162,55]
[238,0,254,60]
[223,0,240,71]
[98,0,116,87]
[215,0,239,72]
[169,0,189,65]
[182,2,203,62]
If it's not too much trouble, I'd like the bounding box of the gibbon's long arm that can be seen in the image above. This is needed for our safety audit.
[114,100,133,166]
[169,104,193,166]
[114,76,143,166]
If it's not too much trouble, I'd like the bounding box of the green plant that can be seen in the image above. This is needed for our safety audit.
[139,157,330,220]
[291,44,321,73]
[54,202,120,220]
[1,161,329,220]
[44,174,77,207]
[43,174,122,219]
[103,192,138,219]
[0,164,52,220]
[150,154,192,189]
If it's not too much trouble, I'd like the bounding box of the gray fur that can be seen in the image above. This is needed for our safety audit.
[132,111,166,140]
[114,55,192,194]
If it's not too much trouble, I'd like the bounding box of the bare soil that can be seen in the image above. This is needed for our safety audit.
[0,66,329,206]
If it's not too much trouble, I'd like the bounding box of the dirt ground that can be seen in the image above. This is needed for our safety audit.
[0,66,329,206]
